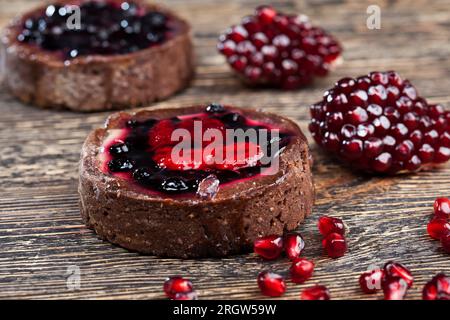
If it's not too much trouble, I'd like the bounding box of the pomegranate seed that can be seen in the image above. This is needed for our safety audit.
[257,271,286,297]
[427,217,450,240]
[163,276,194,299]
[301,285,330,300]
[322,232,347,258]
[359,268,385,294]
[422,273,450,300]
[441,233,450,254]
[256,6,277,25]
[318,216,345,236]
[383,277,408,300]
[253,235,284,260]
[383,261,414,288]
[290,258,315,284]
[434,197,450,219]
[284,233,305,260]
[173,291,198,300]
[309,71,450,174]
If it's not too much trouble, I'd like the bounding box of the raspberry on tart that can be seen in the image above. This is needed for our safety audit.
[309,71,450,174]
[0,0,194,111]
[217,5,342,89]
[78,104,314,258]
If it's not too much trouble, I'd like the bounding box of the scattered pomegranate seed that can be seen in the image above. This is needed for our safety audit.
[383,261,414,288]
[163,276,194,299]
[383,277,408,300]
[318,216,345,236]
[309,71,450,174]
[434,197,450,219]
[257,271,286,297]
[359,268,385,294]
[284,233,305,260]
[427,217,450,240]
[301,285,330,300]
[290,258,314,284]
[441,233,450,254]
[253,235,284,260]
[322,232,347,258]
[173,291,199,300]
[218,6,342,89]
[422,273,450,300]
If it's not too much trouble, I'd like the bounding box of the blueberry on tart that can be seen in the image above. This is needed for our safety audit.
[78,104,314,257]
[0,0,194,111]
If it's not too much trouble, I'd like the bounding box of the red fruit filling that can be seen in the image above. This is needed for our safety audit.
[163,276,194,299]
[301,285,330,300]
[16,1,174,59]
[434,197,450,219]
[309,71,450,174]
[218,5,342,89]
[383,277,408,300]
[427,217,450,240]
[359,268,384,294]
[257,271,286,297]
[383,261,414,288]
[253,235,284,260]
[284,233,305,260]
[442,233,450,254]
[422,273,450,300]
[322,232,347,258]
[290,258,314,284]
[318,216,345,236]
[101,104,293,195]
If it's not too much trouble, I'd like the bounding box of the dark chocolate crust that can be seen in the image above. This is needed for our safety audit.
[78,106,315,258]
[0,0,194,112]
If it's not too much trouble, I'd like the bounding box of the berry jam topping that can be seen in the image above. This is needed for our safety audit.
[217,5,342,89]
[309,71,450,174]
[17,1,171,59]
[101,104,293,196]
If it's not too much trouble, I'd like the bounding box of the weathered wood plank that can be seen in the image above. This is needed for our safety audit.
[0,0,449,300]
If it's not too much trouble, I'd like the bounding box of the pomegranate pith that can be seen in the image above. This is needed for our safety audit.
[301,285,330,300]
[322,232,347,258]
[309,71,450,174]
[434,197,450,219]
[163,276,194,299]
[218,6,342,89]
[422,273,450,300]
[257,271,286,297]
[253,235,284,260]
[427,217,450,240]
[290,258,314,284]
[383,261,414,288]
[318,216,345,236]
[359,268,384,294]
[284,233,305,260]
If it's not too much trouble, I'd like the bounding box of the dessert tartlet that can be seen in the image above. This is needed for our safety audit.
[0,0,194,111]
[78,104,314,257]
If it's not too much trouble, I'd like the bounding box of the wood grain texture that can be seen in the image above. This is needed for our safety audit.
[0,0,449,300]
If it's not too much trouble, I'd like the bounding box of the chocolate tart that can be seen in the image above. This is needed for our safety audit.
[0,0,194,111]
[78,104,314,257]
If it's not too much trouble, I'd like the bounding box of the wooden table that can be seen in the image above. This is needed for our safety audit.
[0,0,449,300]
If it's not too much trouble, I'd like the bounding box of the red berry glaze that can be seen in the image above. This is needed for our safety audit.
[163,276,194,299]
[301,285,330,300]
[218,6,342,89]
[284,233,305,260]
[290,258,314,284]
[427,217,450,240]
[257,271,286,297]
[309,71,450,174]
[318,216,345,236]
[383,277,408,300]
[322,232,347,258]
[422,273,450,300]
[441,233,450,254]
[359,268,384,294]
[434,197,450,219]
[383,261,414,288]
[254,235,284,260]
